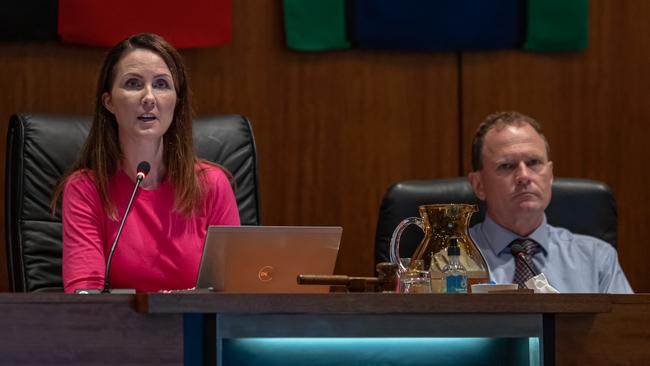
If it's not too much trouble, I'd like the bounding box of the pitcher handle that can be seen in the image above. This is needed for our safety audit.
[389,217,424,273]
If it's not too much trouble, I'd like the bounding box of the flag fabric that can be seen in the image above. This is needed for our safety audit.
[283,0,350,51]
[349,0,524,51]
[58,0,231,48]
[524,0,589,51]
[0,1,58,41]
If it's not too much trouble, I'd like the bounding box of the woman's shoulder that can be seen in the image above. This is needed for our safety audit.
[62,169,102,206]
[65,169,97,189]
[196,160,232,183]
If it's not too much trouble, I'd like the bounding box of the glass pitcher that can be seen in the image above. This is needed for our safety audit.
[389,204,490,290]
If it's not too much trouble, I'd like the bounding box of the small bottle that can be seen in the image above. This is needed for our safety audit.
[442,238,468,293]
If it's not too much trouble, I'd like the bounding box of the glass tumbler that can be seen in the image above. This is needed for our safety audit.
[400,269,432,294]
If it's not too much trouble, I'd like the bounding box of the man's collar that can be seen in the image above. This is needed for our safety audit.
[480,214,550,256]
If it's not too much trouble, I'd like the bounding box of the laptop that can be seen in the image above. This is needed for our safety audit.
[196,226,342,293]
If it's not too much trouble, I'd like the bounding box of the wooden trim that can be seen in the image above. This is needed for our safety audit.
[136,293,621,314]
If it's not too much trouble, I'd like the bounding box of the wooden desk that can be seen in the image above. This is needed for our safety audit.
[0,293,183,365]
[554,294,650,365]
[136,293,648,366]
[1,293,647,365]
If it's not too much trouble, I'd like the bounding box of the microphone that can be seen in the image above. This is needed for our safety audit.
[510,243,560,293]
[510,243,538,276]
[102,161,151,294]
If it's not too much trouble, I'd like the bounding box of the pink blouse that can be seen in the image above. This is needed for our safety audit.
[62,162,240,293]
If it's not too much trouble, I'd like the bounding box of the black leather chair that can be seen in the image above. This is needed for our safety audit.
[375,177,617,266]
[5,113,260,292]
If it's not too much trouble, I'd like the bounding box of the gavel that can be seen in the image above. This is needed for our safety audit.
[297,262,399,292]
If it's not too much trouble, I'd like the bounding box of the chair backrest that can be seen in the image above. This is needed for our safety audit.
[5,113,260,292]
[374,177,617,266]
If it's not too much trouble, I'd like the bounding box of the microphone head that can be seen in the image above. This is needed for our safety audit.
[136,161,151,179]
[510,243,525,257]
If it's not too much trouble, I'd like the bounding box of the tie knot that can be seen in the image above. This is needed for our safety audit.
[510,238,539,255]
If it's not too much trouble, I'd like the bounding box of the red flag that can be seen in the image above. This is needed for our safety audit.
[58,0,231,48]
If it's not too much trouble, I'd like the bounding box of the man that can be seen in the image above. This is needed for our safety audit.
[468,111,632,293]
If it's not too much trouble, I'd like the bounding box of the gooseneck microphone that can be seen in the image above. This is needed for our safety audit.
[102,161,151,293]
[510,243,539,276]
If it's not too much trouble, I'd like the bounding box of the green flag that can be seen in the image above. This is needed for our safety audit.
[524,0,589,51]
[283,0,350,51]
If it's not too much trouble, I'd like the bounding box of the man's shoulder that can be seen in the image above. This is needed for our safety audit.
[546,223,616,253]
[468,222,484,240]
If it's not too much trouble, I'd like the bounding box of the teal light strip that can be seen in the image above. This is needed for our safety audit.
[240,337,491,345]
[529,337,541,366]
[223,337,539,366]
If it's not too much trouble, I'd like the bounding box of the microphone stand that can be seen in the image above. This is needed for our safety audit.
[515,252,538,276]
[510,244,539,276]
[102,168,147,294]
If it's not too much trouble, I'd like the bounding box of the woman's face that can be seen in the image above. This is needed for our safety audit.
[102,48,177,143]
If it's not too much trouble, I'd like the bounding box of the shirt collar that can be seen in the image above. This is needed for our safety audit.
[480,214,550,256]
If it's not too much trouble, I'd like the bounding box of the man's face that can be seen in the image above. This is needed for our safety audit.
[468,123,553,227]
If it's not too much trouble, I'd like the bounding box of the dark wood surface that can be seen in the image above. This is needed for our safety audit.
[555,300,650,365]
[135,292,650,366]
[0,293,648,365]
[136,292,617,314]
[0,294,183,365]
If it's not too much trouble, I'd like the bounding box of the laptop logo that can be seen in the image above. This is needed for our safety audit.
[258,266,274,282]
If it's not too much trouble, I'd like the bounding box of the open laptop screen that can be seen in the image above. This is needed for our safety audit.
[196,226,342,293]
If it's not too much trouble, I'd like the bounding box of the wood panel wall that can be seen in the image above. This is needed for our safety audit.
[0,0,458,291]
[0,0,648,292]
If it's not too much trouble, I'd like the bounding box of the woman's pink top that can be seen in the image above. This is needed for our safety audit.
[62,162,240,293]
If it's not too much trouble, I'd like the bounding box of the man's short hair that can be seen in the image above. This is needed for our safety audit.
[471,111,550,171]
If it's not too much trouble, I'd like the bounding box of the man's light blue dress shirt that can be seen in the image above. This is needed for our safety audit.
[469,215,633,293]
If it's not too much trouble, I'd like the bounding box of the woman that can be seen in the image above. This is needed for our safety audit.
[53,33,240,293]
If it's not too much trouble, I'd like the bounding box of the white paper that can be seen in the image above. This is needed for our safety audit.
[525,273,560,293]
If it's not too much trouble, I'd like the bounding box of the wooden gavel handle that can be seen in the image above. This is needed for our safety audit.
[297,274,379,286]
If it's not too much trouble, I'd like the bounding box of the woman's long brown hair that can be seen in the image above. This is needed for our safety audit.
[51,33,202,219]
